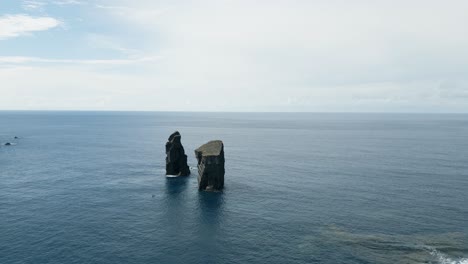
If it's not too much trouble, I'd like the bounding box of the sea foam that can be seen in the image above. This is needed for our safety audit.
[427,247,468,264]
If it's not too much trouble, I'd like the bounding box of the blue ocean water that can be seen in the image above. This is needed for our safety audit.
[0,111,467,264]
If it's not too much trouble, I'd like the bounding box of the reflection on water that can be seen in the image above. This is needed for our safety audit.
[162,176,190,231]
[164,176,189,196]
[197,191,225,226]
[196,191,225,260]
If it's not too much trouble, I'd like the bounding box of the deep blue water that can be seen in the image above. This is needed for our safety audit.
[1,112,467,264]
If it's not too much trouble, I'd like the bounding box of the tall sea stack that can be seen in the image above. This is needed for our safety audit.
[195,140,225,191]
[165,131,190,176]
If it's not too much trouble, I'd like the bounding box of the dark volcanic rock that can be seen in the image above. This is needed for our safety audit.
[165,131,190,176]
[4,142,12,146]
[195,140,225,191]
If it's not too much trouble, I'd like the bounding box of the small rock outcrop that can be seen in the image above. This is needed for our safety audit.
[165,131,190,176]
[195,140,225,191]
[4,142,12,146]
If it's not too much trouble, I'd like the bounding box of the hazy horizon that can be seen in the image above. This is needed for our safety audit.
[3,110,468,115]
[2,1,468,112]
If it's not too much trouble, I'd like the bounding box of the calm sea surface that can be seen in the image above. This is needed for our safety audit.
[1,112,467,264]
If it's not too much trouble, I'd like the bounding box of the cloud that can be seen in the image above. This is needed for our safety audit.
[21,0,85,10]
[0,56,160,65]
[85,33,142,56]
[95,4,167,15]
[2,0,468,111]
[97,0,468,109]
[52,0,85,5]
[22,1,47,11]
[0,65,174,111]
[0,14,61,39]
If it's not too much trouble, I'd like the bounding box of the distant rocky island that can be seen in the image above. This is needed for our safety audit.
[195,140,225,191]
[165,131,190,176]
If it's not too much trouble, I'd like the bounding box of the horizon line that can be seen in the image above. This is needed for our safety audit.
[1,109,468,114]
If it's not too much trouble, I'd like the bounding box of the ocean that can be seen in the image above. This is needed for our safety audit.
[1,111,467,264]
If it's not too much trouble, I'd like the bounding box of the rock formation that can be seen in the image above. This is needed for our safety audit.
[165,131,190,176]
[195,140,225,191]
[4,142,11,146]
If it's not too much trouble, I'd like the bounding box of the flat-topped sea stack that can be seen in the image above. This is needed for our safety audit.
[165,131,190,176]
[195,140,225,191]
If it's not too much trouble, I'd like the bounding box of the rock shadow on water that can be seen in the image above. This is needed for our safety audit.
[193,191,226,263]
[196,191,225,237]
[164,176,189,196]
[162,176,190,228]
[197,191,225,220]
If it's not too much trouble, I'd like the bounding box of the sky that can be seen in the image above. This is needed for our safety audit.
[0,0,467,112]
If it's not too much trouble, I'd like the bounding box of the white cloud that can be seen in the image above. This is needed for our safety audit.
[0,14,61,39]
[0,56,160,65]
[22,0,86,10]
[85,33,142,56]
[22,1,47,11]
[52,0,85,5]
[90,0,468,112]
[0,65,175,111]
[1,0,468,111]
[95,4,167,19]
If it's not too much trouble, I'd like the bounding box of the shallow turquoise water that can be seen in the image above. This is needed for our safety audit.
[1,112,467,264]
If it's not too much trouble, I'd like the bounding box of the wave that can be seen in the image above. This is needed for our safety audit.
[309,226,468,264]
[425,247,468,264]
